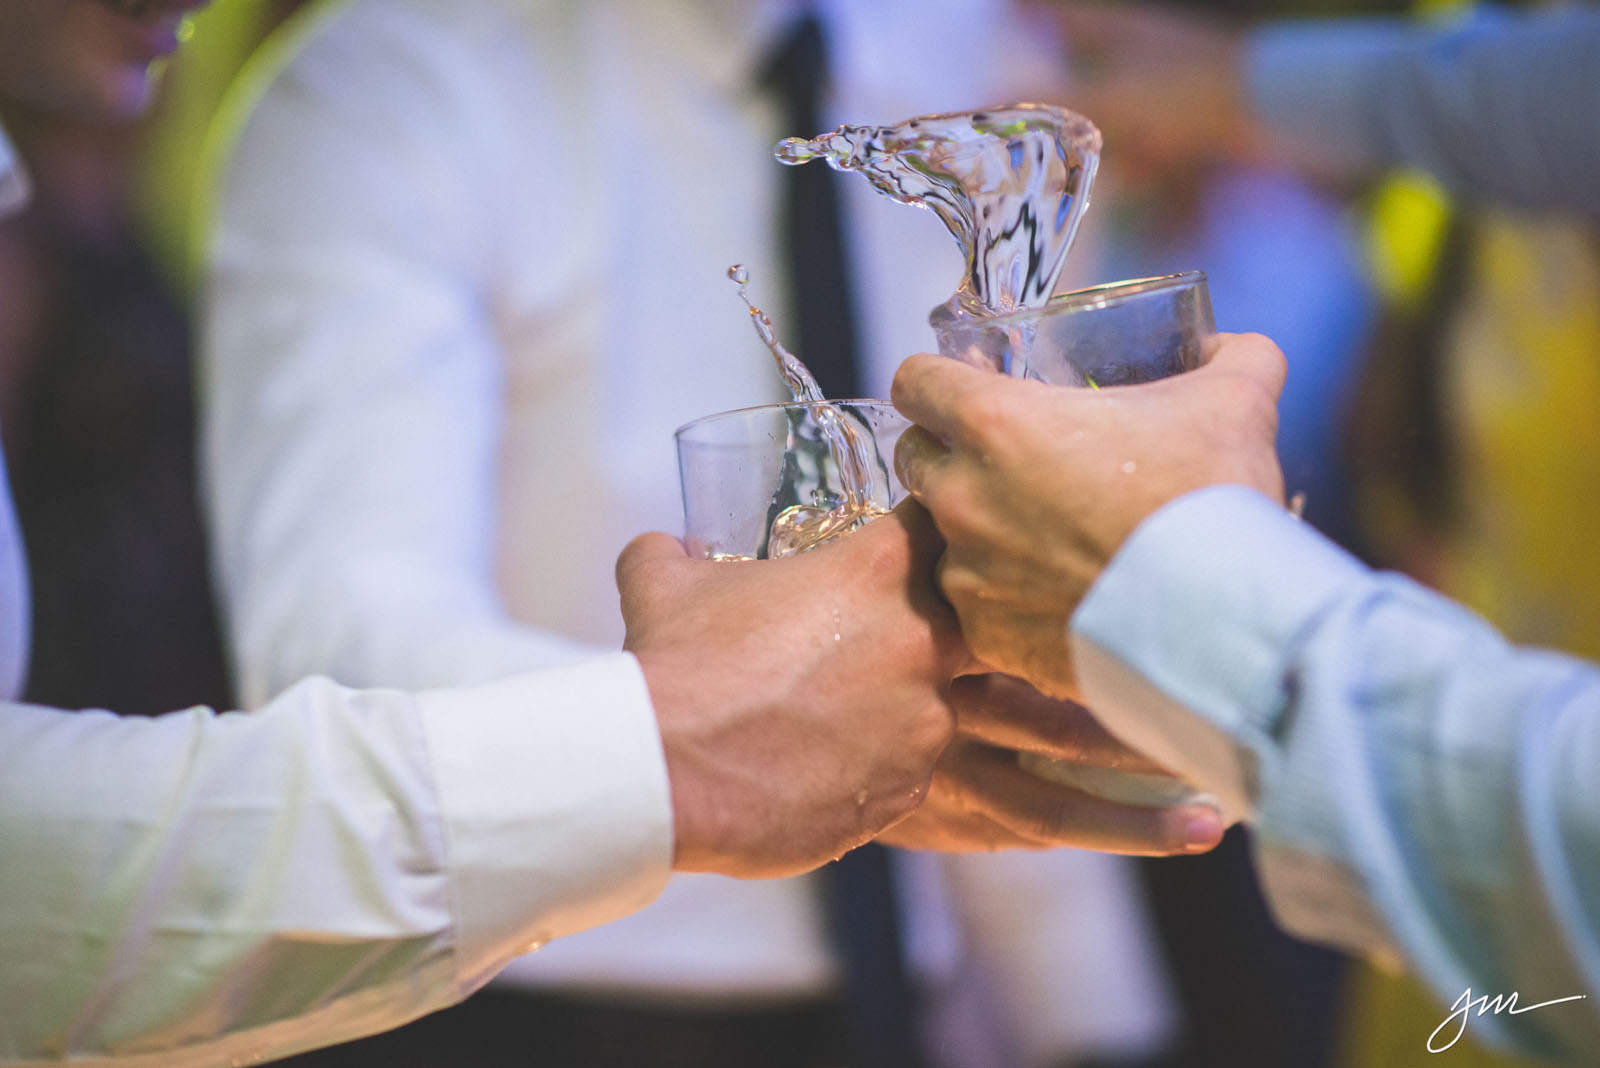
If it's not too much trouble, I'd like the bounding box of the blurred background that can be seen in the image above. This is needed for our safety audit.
[3,0,1581,1065]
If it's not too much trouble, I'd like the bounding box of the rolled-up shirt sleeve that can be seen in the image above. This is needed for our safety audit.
[1072,485,1600,1060]
[0,652,672,1067]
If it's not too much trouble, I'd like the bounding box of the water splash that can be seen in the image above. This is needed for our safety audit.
[727,266,887,557]
[728,264,824,404]
[776,103,1101,321]
[721,104,1101,558]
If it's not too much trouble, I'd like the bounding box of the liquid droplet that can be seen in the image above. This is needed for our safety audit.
[726,264,822,403]
[774,136,820,164]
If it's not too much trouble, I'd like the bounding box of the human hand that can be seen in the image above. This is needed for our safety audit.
[878,674,1224,855]
[891,333,1287,697]
[616,500,968,880]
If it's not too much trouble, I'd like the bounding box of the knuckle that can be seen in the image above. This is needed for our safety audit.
[898,700,955,767]
[892,427,938,492]
[936,556,988,608]
[1040,708,1092,760]
[614,542,645,587]
[951,385,1008,446]
[920,704,957,756]
[922,480,985,543]
[889,354,933,406]
[1036,794,1082,840]
[1235,332,1289,392]
[1237,331,1284,363]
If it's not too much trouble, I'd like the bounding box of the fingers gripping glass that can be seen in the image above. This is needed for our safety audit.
[933,270,1221,812]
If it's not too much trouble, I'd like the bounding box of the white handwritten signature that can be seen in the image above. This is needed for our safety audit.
[1428,988,1588,1053]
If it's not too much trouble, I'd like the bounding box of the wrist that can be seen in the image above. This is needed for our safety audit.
[634,650,752,874]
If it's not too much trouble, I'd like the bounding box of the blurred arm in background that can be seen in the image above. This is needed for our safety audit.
[1045,1,1600,215]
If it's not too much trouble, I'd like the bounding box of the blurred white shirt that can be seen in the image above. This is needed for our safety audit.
[202,0,1175,1060]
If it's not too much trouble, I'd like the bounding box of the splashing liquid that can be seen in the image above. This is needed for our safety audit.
[728,264,825,404]
[775,103,1101,322]
[728,266,887,558]
[726,104,1098,558]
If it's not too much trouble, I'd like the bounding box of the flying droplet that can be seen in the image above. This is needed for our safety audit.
[775,137,820,165]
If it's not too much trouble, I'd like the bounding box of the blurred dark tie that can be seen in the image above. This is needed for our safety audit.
[760,11,866,401]
[761,13,925,1068]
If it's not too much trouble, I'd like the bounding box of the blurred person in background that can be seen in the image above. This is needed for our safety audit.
[199,2,1201,1067]
[0,2,1206,1064]
[1056,0,1390,1061]
[895,3,1600,1065]
[1051,1,1599,1065]
[0,88,231,721]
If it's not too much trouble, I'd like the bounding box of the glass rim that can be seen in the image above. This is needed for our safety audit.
[936,270,1207,332]
[673,397,897,441]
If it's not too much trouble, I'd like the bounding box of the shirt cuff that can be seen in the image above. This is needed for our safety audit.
[1069,485,1369,822]
[417,652,673,993]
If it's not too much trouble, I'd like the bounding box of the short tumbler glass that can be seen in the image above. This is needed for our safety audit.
[933,270,1215,386]
[675,400,909,561]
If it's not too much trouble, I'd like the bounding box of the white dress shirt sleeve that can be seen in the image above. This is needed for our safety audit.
[200,3,598,706]
[0,653,672,1067]
[1072,486,1600,1060]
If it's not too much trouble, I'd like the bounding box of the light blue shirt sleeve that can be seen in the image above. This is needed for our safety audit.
[1072,486,1600,1062]
[1246,6,1600,219]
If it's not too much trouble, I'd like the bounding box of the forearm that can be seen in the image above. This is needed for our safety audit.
[1074,487,1600,1059]
[1246,6,1600,217]
[0,656,671,1066]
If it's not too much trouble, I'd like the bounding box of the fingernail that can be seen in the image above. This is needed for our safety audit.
[1182,808,1224,853]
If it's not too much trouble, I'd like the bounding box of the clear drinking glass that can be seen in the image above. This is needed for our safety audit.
[932,270,1215,386]
[675,400,909,560]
